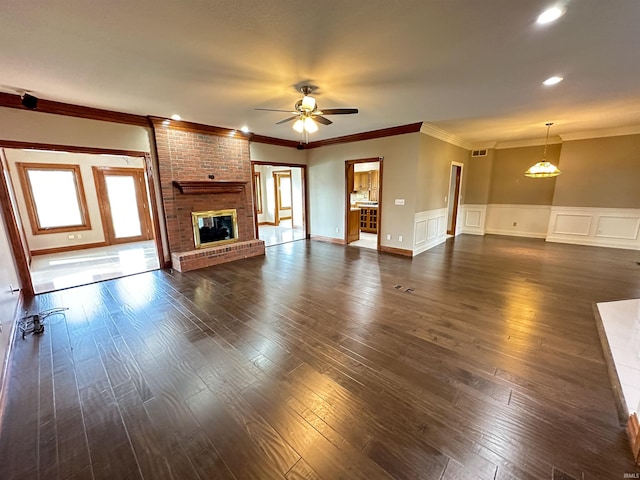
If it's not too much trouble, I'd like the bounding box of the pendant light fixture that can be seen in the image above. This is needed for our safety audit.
[525,122,561,178]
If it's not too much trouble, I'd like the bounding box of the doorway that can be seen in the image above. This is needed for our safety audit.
[273,170,292,226]
[252,162,307,247]
[93,167,153,244]
[446,162,463,236]
[0,147,162,293]
[345,157,383,251]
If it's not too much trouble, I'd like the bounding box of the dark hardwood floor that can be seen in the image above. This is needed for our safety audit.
[1,235,639,480]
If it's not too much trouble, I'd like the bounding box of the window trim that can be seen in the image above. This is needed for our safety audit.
[16,162,92,235]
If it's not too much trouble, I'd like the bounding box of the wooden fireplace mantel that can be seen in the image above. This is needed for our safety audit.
[172,181,247,195]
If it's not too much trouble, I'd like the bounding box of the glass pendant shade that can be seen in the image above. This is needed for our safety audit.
[301,95,316,112]
[525,161,561,178]
[292,118,304,133]
[303,117,318,133]
[525,122,561,178]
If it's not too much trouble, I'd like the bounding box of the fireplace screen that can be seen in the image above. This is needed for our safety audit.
[192,209,238,248]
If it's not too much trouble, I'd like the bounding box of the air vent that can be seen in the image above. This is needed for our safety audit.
[472,149,488,157]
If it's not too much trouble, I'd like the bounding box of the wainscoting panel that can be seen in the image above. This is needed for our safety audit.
[553,214,591,236]
[547,207,640,250]
[484,204,551,239]
[459,204,486,235]
[413,208,447,256]
[595,215,640,240]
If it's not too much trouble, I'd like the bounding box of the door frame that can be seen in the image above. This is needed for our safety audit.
[0,141,167,297]
[344,157,384,250]
[250,161,308,241]
[93,166,153,245]
[272,169,293,226]
[446,162,464,236]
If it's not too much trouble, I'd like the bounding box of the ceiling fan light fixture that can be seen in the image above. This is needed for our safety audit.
[292,118,304,133]
[301,95,316,112]
[525,122,561,178]
[303,116,318,133]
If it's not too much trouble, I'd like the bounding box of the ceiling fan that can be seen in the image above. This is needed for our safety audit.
[256,86,358,141]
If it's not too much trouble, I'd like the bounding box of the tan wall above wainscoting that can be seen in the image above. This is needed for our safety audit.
[552,134,640,208]
[488,143,562,205]
[416,134,468,213]
[464,150,494,205]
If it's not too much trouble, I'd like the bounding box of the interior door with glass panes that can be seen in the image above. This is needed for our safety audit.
[93,167,153,244]
[273,170,292,225]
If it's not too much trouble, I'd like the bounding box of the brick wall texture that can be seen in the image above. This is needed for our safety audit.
[152,122,263,268]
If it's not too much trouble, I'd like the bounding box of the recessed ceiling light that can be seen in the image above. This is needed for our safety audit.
[537,6,565,24]
[171,114,182,121]
[240,126,249,133]
[543,76,564,86]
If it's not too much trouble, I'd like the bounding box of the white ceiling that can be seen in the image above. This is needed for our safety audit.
[2,0,640,146]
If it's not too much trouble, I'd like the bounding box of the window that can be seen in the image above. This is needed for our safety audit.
[253,172,263,214]
[17,162,91,235]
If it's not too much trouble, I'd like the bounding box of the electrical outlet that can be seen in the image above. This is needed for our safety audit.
[444,196,448,202]
[386,234,391,240]
[77,234,82,239]
[336,227,340,233]
[68,234,75,239]
[398,235,403,242]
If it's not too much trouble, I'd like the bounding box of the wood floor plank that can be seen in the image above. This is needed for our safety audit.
[186,388,285,480]
[1,236,639,479]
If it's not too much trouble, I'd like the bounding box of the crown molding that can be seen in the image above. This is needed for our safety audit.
[494,136,563,150]
[470,141,497,150]
[148,116,251,139]
[0,92,149,127]
[0,140,147,157]
[249,135,300,148]
[559,125,640,141]
[305,123,423,149]
[419,123,472,149]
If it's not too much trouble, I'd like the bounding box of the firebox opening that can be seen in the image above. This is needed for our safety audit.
[192,209,238,249]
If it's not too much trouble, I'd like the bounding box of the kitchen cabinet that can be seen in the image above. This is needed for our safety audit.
[348,208,360,243]
[369,170,379,202]
[354,172,369,192]
[353,170,380,202]
[359,206,378,233]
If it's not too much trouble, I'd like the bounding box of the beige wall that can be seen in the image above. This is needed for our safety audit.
[0,206,20,382]
[416,135,468,212]
[464,151,494,205]
[553,134,640,208]
[488,143,561,205]
[306,133,420,247]
[0,107,171,262]
[250,142,307,165]
[5,149,145,251]
[0,107,152,152]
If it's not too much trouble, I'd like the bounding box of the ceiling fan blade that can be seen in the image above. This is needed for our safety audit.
[255,108,297,113]
[275,115,299,125]
[319,108,359,115]
[313,115,333,125]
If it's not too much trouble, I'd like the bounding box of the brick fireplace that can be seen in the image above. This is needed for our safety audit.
[151,118,264,272]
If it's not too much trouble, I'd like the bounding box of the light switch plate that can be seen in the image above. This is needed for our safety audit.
[394,199,405,206]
